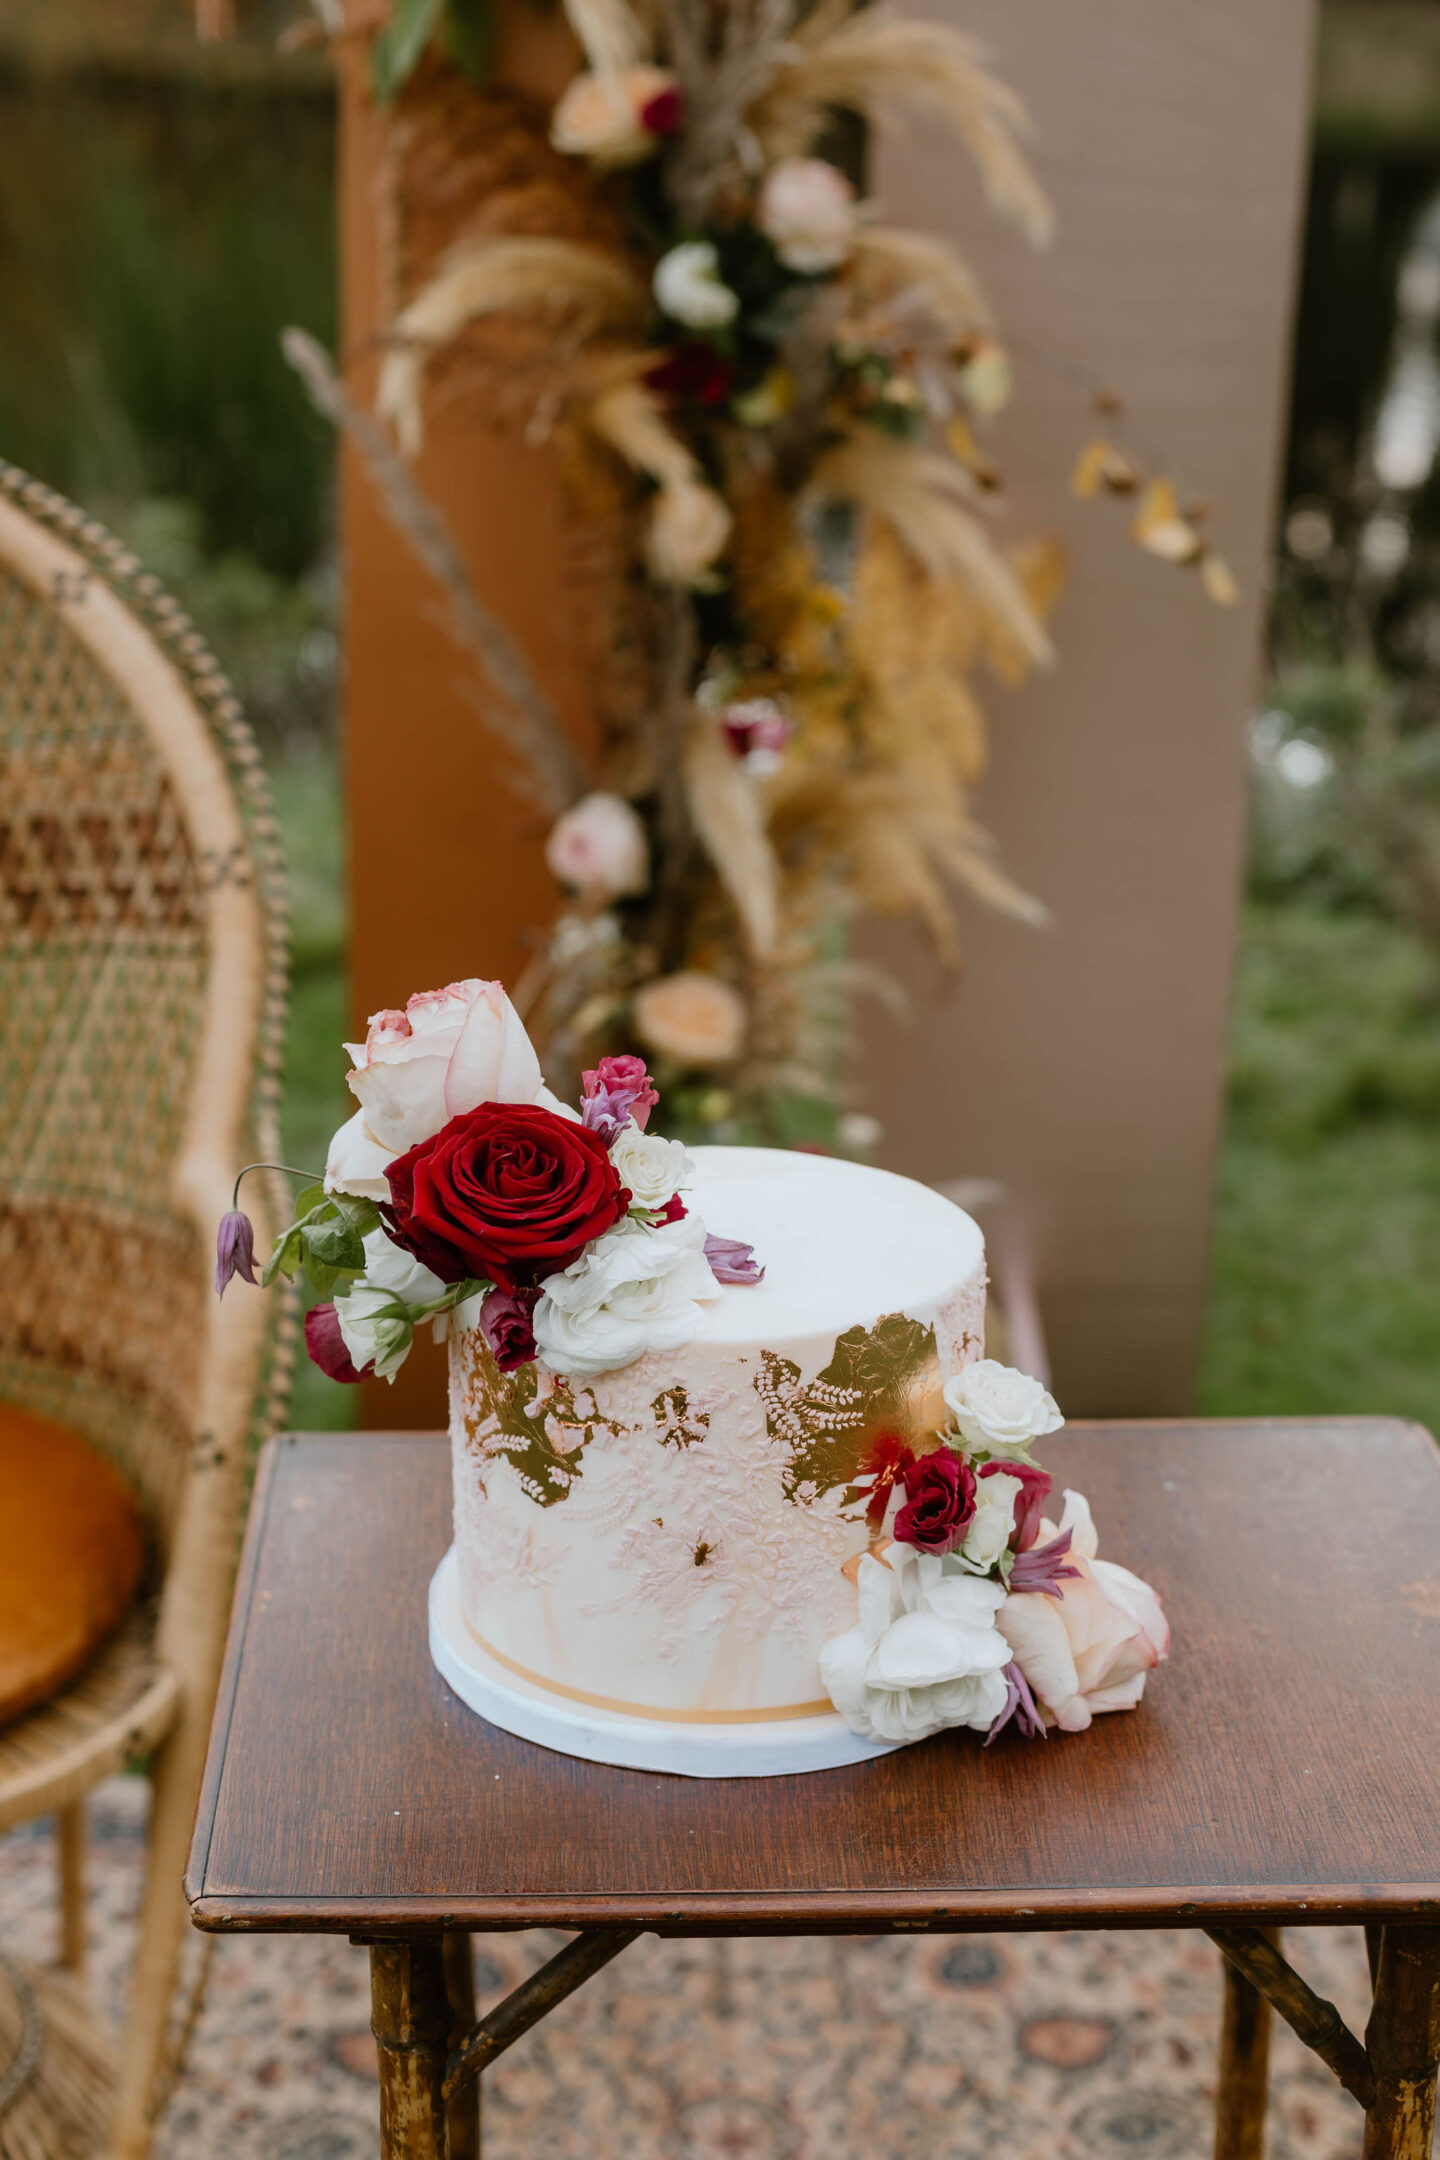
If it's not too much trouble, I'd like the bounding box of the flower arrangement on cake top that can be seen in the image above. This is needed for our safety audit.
[823,1361,1169,1746]
[216,977,761,1387]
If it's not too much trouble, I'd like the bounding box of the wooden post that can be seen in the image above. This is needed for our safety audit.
[443,1932,481,2160]
[1363,1927,1440,2160]
[370,1938,453,2160]
[1214,1927,1278,2160]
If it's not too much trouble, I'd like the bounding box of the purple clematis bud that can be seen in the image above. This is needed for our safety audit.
[304,1303,372,1384]
[215,1210,258,1298]
[705,1233,764,1285]
[985,1661,1046,1746]
[1008,1527,1082,1600]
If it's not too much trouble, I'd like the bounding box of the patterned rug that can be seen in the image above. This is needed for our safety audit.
[0,1779,1387,2160]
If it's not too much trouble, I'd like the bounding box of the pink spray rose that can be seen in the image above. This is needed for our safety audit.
[997,1490,1170,1731]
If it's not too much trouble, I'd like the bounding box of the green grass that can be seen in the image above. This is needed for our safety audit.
[1198,905,1440,1431]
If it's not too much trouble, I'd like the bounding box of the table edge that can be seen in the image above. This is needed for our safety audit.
[188,1881,1440,1936]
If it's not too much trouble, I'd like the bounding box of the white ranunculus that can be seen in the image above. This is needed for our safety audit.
[959,1470,1021,1573]
[545,792,650,901]
[757,157,856,273]
[324,978,550,1201]
[653,241,739,329]
[646,480,732,585]
[532,1211,718,1378]
[942,1359,1063,1460]
[609,1125,692,1212]
[820,1542,1011,1745]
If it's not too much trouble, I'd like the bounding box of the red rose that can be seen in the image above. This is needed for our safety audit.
[893,1448,976,1555]
[980,1457,1053,1553]
[384,1102,629,1291]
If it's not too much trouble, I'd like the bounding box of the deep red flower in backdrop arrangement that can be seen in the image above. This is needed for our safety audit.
[384,1102,629,1291]
[893,1448,977,1554]
[644,341,736,408]
[639,83,683,136]
[980,1457,1053,1553]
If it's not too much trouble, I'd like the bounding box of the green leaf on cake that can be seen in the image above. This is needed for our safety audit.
[757,1312,939,1507]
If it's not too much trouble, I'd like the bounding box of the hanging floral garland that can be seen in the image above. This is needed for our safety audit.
[290,0,1233,1149]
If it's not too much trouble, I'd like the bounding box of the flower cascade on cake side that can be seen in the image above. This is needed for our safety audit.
[213,977,761,1384]
[820,1361,1170,1747]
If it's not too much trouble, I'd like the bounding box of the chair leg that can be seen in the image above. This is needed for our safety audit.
[1213,1926,1277,2160]
[443,1931,481,2160]
[57,1801,87,1972]
[1362,1926,1440,2159]
[105,1733,205,2160]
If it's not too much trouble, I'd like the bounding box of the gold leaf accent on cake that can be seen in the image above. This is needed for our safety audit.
[651,1384,711,1450]
[756,1312,941,1508]
[462,1343,629,1506]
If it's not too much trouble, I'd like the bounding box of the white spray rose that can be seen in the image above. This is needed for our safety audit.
[653,241,739,329]
[545,792,649,900]
[609,1125,693,1212]
[532,1211,719,1378]
[959,1469,1022,1573]
[334,1228,450,1383]
[942,1360,1063,1459]
[757,157,856,273]
[819,1542,1011,1744]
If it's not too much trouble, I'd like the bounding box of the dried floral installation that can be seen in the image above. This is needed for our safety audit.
[289,0,1234,1146]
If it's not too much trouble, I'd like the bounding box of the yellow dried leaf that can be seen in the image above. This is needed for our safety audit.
[1131,478,1203,564]
[1071,437,1139,499]
[1200,550,1240,606]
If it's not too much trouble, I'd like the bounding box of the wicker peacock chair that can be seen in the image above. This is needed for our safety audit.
[0,461,292,2159]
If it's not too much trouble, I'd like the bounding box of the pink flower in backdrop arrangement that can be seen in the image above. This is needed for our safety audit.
[720,697,793,775]
[980,1456,1053,1552]
[544,792,650,902]
[893,1448,976,1555]
[326,978,550,1201]
[550,66,682,166]
[999,1490,1169,1731]
[757,157,857,274]
[633,972,746,1066]
[581,1054,660,1142]
[479,1285,540,1372]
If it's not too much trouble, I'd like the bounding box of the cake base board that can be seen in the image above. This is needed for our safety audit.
[427,1548,897,1779]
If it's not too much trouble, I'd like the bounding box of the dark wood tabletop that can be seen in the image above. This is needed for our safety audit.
[185,1419,1440,1938]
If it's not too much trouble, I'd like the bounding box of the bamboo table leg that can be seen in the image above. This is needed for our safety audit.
[370,1938,452,2160]
[443,1932,480,2160]
[1214,1928,1278,2160]
[1363,1928,1440,2159]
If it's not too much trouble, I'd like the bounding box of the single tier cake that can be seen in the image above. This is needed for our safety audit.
[447,1145,986,1723]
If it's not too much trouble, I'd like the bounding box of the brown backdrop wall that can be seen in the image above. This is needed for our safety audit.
[856,0,1316,1413]
[339,1,1315,1427]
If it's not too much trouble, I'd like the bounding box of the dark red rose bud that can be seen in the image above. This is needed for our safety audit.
[639,84,682,135]
[384,1101,628,1292]
[479,1285,540,1373]
[305,1302,372,1384]
[893,1447,977,1554]
[980,1456,1053,1552]
[215,1209,257,1298]
[653,1192,688,1224]
[643,341,735,409]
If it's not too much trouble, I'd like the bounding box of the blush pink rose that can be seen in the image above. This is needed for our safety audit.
[997,1489,1169,1732]
[326,979,555,1201]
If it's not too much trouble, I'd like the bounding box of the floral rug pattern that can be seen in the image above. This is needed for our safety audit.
[0,1780,1390,2159]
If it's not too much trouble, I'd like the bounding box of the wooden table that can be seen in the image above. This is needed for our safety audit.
[186,1421,1440,2160]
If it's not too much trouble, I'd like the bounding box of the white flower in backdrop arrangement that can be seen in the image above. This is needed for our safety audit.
[819,1542,1012,1744]
[550,66,681,166]
[545,792,650,901]
[653,240,739,329]
[758,158,857,273]
[532,1210,720,1378]
[646,479,733,585]
[942,1359,1063,1459]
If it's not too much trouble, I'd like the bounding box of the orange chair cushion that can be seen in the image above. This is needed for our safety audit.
[0,1403,145,1727]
